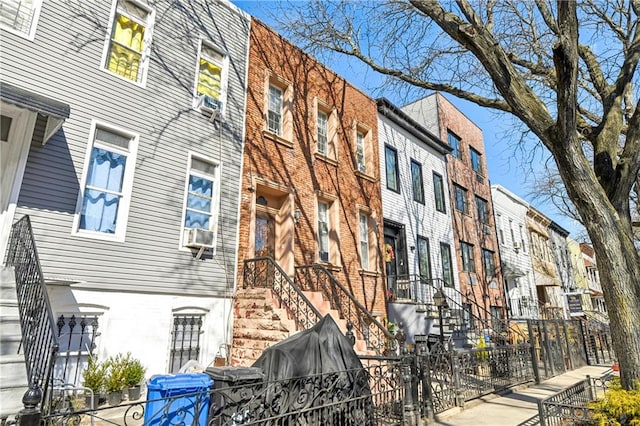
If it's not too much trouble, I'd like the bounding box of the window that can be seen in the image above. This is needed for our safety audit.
[447,130,461,160]
[490,306,503,331]
[497,214,505,244]
[55,313,101,386]
[359,212,370,270]
[475,196,489,224]
[385,145,400,193]
[317,109,328,155]
[356,131,366,172]
[433,172,446,213]
[104,0,154,84]
[482,248,495,277]
[74,123,138,241]
[461,241,475,273]
[440,242,454,287]
[194,40,226,111]
[417,236,431,281]
[519,225,526,253]
[267,84,283,136]
[470,147,482,174]
[0,0,42,39]
[318,201,330,262]
[509,220,516,246]
[181,154,220,249]
[410,160,424,204]
[453,184,468,214]
[169,314,203,373]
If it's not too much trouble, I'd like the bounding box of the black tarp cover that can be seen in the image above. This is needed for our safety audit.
[251,314,365,380]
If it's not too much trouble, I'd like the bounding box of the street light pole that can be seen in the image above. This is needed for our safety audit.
[433,287,449,344]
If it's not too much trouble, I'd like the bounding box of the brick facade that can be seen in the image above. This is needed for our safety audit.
[236,19,387,319]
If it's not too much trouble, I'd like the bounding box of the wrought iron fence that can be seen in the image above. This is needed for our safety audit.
[43,358,407,426]
[54,313,101,386]
[537,370,614,426]
[243,257,322,332]
[294,264,395,355]
[4,215,59,414]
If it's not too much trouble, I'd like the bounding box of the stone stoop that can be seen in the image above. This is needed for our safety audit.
[0,266,28,421]
[231,287,297,367]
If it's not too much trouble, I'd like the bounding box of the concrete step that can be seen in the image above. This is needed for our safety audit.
[233,327,292,342]
[0,335,22,356]
[0,353,27,420]
[0,315,21,336]
[234,318,296,333]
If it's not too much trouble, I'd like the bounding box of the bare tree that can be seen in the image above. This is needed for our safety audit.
[272,0,640,389]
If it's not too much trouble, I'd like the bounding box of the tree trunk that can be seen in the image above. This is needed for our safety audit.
[555,141,640,390]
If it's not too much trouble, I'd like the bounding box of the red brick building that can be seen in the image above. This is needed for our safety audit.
[232,19,387,363]
[403,93,506,328]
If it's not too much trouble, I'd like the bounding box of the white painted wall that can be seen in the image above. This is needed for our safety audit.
[491,185,538,319]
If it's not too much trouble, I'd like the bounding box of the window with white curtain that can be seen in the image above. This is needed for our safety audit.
[182,154,220,247]
[318,201,329,262]
[0,0,43,39]
[74,123,138,241]
[359,212,370,270]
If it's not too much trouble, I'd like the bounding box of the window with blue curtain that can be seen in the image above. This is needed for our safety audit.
[184,158,216,230]
[80,140,129,234]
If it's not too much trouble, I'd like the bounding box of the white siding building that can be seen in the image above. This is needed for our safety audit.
[377,98,459,341]
[491,185,539,319]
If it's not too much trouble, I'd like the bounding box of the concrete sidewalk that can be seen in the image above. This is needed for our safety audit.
[434,365,612,426]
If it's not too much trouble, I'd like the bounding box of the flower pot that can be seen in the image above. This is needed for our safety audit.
[127,385,141,401]
[107,390,123,406]
[85,393,100,409]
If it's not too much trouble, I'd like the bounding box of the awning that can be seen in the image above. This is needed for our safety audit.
[1,82,70,144]
[502,263,526,278]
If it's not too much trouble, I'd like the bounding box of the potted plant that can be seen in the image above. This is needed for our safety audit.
[105,354,127,406]
[123,353,146,401]
[82,356,107,409]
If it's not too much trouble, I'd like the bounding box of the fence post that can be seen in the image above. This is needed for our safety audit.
[527,320,541,384]
[401,354,419,426]
[416,338,434,422]
[537,399,547,426]
[449,342,464,407]
[578,320,591,365]
[17,381,42,426]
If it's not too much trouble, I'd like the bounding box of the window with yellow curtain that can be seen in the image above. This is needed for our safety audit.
[105,0,151,83]
[196,42,224,103]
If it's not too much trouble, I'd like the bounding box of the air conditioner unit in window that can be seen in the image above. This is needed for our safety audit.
[197,95,222,113]
[184,228,215,248]
[514,242,521,251]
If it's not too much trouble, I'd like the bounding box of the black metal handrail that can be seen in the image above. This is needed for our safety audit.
[389,275,528,343]
[243,257,322,332]
[4,215,59,412]
[294,264,395,355]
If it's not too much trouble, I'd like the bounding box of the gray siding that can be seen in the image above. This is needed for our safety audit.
[401,95,440,136]
[2,0,250,295]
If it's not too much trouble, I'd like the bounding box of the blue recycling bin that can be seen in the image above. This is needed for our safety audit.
[144,373,214,426]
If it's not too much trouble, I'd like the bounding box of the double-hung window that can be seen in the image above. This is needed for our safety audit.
[475,196,489,224]
[411,159,424,204]
[318,201,330,262]
[317,110,328,155]
[0,0,43,39]
[359,212,370,270]
[169,313,203,373]
[454,184,468,214]
[433,172,446,213]
[417,236,431,282]
[267,84,283,136]
[104,0,154,84]
[447,130,461,160]
[440,242,454,287]
[470,147,482,174]
[194,40,226,111]
[74,123,137,241]
[182,155,220,250]
[356,131,366,173]
[385,145,400,193]
[482,248,495,277]
[461,241,475,273]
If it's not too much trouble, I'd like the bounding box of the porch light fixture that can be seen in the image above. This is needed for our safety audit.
[294,209,302,223]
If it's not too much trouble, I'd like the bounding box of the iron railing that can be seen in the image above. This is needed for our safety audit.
[4,215,59,413]
[538,369,614,426]
[580,316,614,366]
[388,275,528,345]
[294,264,395,355]
[44,358,406,425]
[243,257,322,332]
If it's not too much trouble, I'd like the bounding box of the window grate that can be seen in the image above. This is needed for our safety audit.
[169,314,204,373]
[55,314,101,386]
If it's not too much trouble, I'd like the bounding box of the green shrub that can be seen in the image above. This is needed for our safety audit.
[82,357,107,393]
[589,378,640,425]
[105,354,127,393]
[122,352,146,387]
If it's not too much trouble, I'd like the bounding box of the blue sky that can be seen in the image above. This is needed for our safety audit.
[231,0,585,239]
